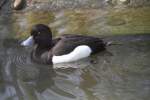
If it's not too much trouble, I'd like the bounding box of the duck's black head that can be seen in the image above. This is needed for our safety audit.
[21,24,53,64]
[31,24,52,48]
[21,24,53,48]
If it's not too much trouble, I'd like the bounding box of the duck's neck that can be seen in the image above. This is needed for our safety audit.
[32,44,53,64]
[36,45,51,56]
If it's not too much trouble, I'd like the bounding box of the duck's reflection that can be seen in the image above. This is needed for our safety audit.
[19,63,76,99]
[34,65,55,93]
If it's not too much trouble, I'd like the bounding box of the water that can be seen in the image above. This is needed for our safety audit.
[0,1,150,100]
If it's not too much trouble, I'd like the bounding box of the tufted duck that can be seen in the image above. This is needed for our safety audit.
[21,24,106,64]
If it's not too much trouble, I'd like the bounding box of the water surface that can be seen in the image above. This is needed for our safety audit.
[0,3,150,100]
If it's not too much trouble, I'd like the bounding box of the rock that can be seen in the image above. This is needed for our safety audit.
[129,0,150,7]
[106,0,150,7]
[13,0,26,10]
[119,0,127,2]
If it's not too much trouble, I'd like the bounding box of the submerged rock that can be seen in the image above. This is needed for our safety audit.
[105,0,150,7]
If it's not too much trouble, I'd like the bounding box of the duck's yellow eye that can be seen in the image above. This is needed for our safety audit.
[38,32,40,35]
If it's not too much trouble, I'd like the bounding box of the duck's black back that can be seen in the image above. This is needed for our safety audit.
[52,34,106,56]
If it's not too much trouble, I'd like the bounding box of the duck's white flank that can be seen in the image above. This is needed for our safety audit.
[52,45,92,64]
[21,36,34,46]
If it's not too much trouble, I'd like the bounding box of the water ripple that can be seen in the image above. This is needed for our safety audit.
[6,48,31,66]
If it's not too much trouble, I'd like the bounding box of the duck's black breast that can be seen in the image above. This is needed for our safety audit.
[52,34,106,56]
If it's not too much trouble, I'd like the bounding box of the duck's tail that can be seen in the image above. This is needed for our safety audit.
[105,41,122,46]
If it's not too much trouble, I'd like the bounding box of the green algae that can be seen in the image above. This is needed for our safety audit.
[13,10,55,39]
[14,7,150,39]
[107,7,150,35]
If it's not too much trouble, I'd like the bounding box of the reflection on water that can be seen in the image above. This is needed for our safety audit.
[1,31,150,100]
[0,3,150,100]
